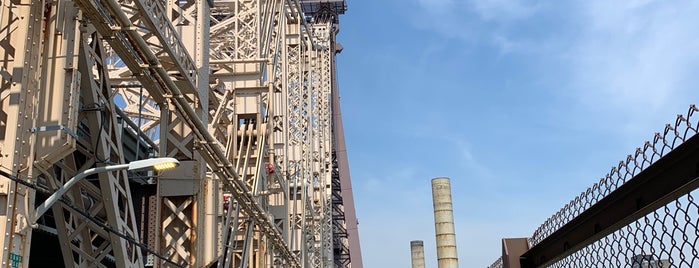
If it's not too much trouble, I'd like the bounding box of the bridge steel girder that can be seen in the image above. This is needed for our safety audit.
[1,1,146,266]
[0,0,43,266]
[71,0,300,266]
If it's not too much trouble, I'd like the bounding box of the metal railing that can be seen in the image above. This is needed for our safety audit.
[490,104,699,267]
[488,257,503,268]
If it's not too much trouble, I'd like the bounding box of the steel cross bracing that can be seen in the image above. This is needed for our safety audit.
[70,0,302,266]
[0,1,145,266]
[1,0,360,267]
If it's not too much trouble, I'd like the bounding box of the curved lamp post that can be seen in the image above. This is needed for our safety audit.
[33,157,180,224]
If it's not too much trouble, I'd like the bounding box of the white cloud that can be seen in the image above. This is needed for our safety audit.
[410,0,471,41]
[416,0,456,14]
[569,0,699,138]
[358,166,420,199]
[411,0,541,54]
[415,0,539,22]
[492,33,517,55]
[358,2,699,267]
[470,0,540,21]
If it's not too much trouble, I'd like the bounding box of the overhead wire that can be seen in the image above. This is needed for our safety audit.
[0,168,185,268]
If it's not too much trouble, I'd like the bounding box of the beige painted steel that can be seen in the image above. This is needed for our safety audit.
[432,177,459,268]
[0,1,41,265]
[66,27,144,267]
[71,0,297,265]
[0,1,356,267]
[1,1,143,266]
[411,240,426,268]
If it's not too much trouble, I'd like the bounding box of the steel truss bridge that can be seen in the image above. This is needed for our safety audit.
[0,0,362,267]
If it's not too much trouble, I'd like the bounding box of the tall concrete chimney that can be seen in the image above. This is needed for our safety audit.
[432,177,459,268]
[410,240,426,268]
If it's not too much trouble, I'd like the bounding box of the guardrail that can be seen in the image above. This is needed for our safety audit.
[490,104,699,268]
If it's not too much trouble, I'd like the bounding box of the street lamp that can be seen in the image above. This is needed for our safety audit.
[32,157,180,224]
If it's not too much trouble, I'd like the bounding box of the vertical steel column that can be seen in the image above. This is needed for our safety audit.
[411,240,426,268]
[303,23,335,268]
[274,6,311,266]
[265,1,290,266]
[169,0,217,265]
[320,26,335,268]
[432,177,459,268]
[0,1,43,266]
[301,30,320,268]
[196,1,217,264]
[157,112,199,267]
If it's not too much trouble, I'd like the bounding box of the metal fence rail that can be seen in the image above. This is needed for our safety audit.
[550,191,697,267]
[532,105,699,246]
[489,104,699,267]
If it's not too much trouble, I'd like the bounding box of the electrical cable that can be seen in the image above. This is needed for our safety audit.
[88,104,111,164]
[0,168,185,268]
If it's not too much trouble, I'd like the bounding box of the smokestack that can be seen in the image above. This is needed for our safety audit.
[432,177,459,268]
[410,240,426,268]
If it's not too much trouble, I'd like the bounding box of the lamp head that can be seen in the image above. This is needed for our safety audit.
[127,157,180,172]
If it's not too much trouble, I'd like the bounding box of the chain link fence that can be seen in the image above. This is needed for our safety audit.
[489,104,699,268]
[488,256,503,268]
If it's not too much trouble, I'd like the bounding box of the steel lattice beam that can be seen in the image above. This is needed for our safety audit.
[0,1,359,267]
[71,0,300,266]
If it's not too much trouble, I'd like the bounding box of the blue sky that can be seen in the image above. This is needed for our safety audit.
[335,0,699,267]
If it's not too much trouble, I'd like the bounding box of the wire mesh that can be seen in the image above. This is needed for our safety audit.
[487,104,699,267]
[540,104,699,267]
[531,105,699,246]
[488,256,503,268]
[549,192,697,267]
